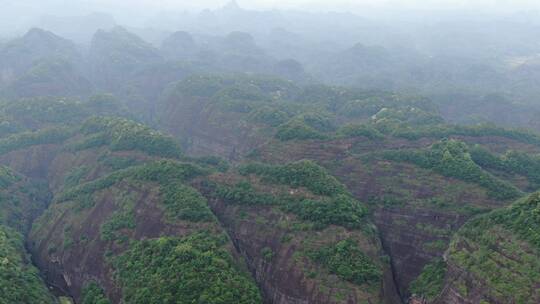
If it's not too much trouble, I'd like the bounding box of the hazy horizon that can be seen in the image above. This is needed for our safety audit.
[5,0,540,12]
[3,0,540,33]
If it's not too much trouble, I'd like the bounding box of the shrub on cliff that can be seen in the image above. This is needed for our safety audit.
[309,239,381,285]
[409,258,447,301]
[276,119,326,141]
[337,123,384,140]
[239,160,346,196]
[0,226,56,304]
[81,282,111,304]
[113,232,262,304]
[77,116,182,158]
[382,139,521,200]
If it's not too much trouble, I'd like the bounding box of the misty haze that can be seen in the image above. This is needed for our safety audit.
[0,1,539,304]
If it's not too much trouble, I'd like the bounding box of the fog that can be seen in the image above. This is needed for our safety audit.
[2,0,540,126]
[2,1,540,303]
[3,0,540,33]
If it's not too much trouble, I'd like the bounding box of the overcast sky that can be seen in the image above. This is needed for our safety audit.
[2,0,540,34]
[4,0,540,13]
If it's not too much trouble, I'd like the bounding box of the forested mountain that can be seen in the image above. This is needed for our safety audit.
[0,3,540,304]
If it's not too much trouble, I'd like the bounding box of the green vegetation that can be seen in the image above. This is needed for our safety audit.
[64,166,90,189]
[77,117,182,158]
[409,259,447,301]
[308,239,381,285]
[0,96,123,138]
[471,146,540,188]
[337,123,384,140]
[81,281,111,304]
[261,247,274,262]
[295,112,335,132]
[4,65,540,304]
[59,160,214,225]
[249,106,290,126]
[276,119,326,141]
[282,194,367,229]
[113,232,262,304]
[382,139,521,200]
[98,155,140,170]
[215,180,366,229]
[230,161,369,229]
[462,192,540,250]
[0,166,19,188]
[372,107,444,128]
[448,193,540,302]
[101,209,135,242]
[187,156,230,173]
[216,181,276,206]
[0,226,55,304]
[392,123,540,147]
[336,94,437,119]
[0,127,72,155]
[2,97,89,127]
[0,166,50,233]
[275,111,335,141]
[59,297,74,304]
[57,160,207,203]
[239,160,346,196]
[160,183,214,222]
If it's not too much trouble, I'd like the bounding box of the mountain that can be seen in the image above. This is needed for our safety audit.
[0,28,82,86]
[0,18,540,304]
[435,192,540,303]
[87,27,163,90]
[2,72,539,303]
[38,13,117,44]
[160,31,198,61]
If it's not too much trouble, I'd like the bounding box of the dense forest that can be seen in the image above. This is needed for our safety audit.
[0,1,540,304]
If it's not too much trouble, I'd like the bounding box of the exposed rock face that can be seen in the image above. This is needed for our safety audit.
[373,207,462,297]
[436,193,540,304]
[252,137,513,300]
[159,83,270,159]
[23,153,398,303]
[329,159,502,299]
[197,177,401,304]
[0,144,61,180]
[29,181,191,303]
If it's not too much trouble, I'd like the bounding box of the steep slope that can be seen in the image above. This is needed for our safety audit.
[431,192,540,303]
[1,113,263,303]
[0,166,56,303]
[0,104,396,303]
[31,156,400,303]
[158,75,300,158]
[30,160,262,303]
[155,75,540,300]
[197,160,401,303]
[2,56,540,304]
[253,136,524,299]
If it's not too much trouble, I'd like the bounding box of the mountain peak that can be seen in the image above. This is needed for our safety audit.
[223,0,241,11]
